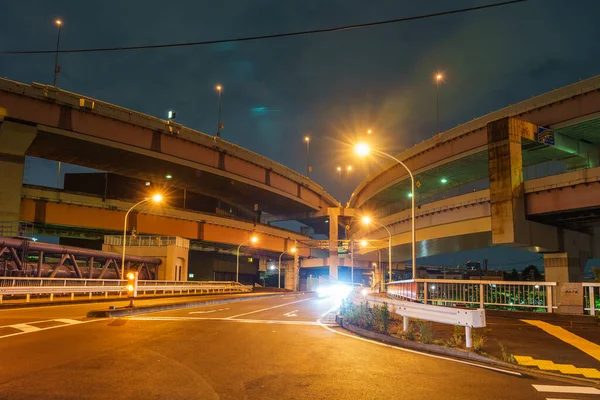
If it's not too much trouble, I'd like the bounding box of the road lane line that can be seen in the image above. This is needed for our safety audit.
[0,319,101,340]
[189,308,230,314]
[532,385,600,394]
[316,319,522,377]
[9,323,41,333]
[283,310,298,317]
[225,298,311,319]
[127,316,328,326]
[522,319,600,362]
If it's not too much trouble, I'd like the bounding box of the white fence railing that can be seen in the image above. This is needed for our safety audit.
[387,279,556,313]
[349,293,486,348]
[584,282,600,316]
[104,235,190,249]
[0,277,250,303]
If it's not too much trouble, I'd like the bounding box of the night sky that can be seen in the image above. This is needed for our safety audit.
[2,0,599,270]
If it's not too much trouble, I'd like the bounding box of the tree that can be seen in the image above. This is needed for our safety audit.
[522,265,542,281]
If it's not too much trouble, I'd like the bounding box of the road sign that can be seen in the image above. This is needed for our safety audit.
[537,127,555,146]
[416,181,421,188]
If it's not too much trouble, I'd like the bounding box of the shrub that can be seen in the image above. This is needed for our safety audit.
[499,342,515,363]
[472,332,486,352]
[416,321,433,344]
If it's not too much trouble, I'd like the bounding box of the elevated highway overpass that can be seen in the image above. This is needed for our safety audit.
[326,76,600,291]
[0,78,339,230]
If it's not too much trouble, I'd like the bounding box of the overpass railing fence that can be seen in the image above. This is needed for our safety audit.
[104,235,190,249]
[584,282,600,316]
[387,279,556,313]
[0,277,250,304]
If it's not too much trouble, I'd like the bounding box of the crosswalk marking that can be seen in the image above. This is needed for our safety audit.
[532,384,600,395]
[9,323,41,333]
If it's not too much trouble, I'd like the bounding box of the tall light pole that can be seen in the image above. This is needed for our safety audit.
[121,194,162,280]
[356,143,416,279]
[362,216,393,284]
[278,247,296,289]
[236,235,258,283]
[53,19,62,86]
[435,73,443,135]
[304,136,310,177]
[216,84,223,138]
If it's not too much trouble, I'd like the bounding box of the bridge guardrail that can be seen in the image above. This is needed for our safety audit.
[0,277,250,303]
[387,279,556,313]
[349,293,485,348]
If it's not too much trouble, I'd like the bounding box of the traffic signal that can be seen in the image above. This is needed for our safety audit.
[126,271,138,299]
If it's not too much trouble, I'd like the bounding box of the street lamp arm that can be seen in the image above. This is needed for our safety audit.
[372,149,416,280]
[121,198,151,280]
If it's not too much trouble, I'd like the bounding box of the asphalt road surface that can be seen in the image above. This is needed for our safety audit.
[0,293,598,400]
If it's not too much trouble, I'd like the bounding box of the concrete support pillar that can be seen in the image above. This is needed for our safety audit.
[327,207,339,281]
[0,121,37,232]
[285,252,299,291]
[544,253,585,314]
[487,117,536,246]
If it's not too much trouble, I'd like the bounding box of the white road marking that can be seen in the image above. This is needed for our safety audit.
[189,308,229,314]
[127,316,328,326]
[283,310,298,317]
[9,323,41,333]
[316,318,522,377]
[53,318,84,325]
[225,298,311,319]
[533,385,600,395]
[0,319,101,340]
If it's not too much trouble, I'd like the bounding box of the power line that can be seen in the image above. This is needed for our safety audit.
[1,0,532,55]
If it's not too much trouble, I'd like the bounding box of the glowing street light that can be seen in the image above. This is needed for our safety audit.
[435,72,444,135]
[356,142,416,280]
[216,84,223,138]
[236,235,259,283]
[362,215,393,284]
[53,19,63,86]
[121,194,163,279]
[304,136,311,177]
[277,247,296,289]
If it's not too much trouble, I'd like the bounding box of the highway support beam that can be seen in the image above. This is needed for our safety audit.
[488,117,594,314]
[0,121,36,233]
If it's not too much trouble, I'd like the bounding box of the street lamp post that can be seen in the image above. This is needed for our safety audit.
[53,19,62,86]
[304,136,310,177]
[121,194,162,280]
[278,247,296,289]
[362,216,392,284]
[436,73,443,135]
[356,143,416,280]
[236,235,258,283]
[216,85,223,138]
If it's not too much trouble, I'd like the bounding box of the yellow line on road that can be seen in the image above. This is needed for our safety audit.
[521,319,600,362]
[515,356,600,379]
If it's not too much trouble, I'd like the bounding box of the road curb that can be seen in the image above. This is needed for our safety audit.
[87,293,288,318]
[337,317,600,386]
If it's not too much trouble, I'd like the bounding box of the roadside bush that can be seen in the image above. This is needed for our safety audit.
[472,332,486,352]
[416,321,433,344]
[499,342,515,363]
[446,325,464,347]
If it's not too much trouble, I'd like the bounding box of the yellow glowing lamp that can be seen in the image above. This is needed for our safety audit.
[250,235,258,244]
[126,271,138,298]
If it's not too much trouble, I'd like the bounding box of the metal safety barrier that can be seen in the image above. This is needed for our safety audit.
[350,293,486,348]
[387,279,556,313]
[0,277,250,303]
[584,282,600,316]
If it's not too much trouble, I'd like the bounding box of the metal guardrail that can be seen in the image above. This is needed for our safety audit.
[104,235,190,248]
[387,279,556,313]
[350,293,486,348]
[0,277,250,303]
[583,282,600,316]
